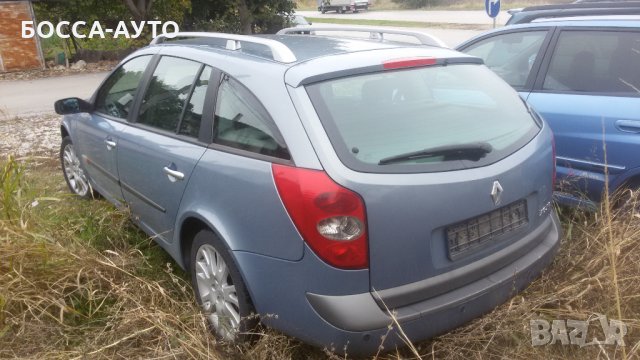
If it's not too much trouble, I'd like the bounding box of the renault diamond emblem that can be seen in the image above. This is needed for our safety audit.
[491,181,503,206]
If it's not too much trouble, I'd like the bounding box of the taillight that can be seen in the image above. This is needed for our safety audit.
[551,132,556,188]
[272,164,368,269]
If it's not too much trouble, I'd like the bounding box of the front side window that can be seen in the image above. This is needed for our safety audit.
[137,57,202,132]
[213,75,290,160]
[543,30,640,94]
[306,64,540,173]
[462,30,548,88]
[95,55,151,119]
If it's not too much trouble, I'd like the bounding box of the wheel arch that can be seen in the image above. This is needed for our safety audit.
[176,212,261,312]
[178,214,212,270]
[60,124,70,139]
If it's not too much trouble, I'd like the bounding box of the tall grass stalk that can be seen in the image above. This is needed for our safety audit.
[601,120,627,360]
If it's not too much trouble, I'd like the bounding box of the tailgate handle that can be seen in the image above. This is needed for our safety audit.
[615,120,640,133]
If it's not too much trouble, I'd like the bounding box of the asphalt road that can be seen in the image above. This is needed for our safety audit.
[0,72,107,117]
[297,9,510,26]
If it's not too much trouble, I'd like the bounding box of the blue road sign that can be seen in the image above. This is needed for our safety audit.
[485,0,500,18]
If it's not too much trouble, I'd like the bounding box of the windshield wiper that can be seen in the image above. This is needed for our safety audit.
[378,142,493,165]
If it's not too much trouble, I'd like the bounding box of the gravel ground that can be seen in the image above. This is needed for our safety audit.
[0,113,61,158]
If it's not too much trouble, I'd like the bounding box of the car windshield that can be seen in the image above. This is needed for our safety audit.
[306,63,540,173]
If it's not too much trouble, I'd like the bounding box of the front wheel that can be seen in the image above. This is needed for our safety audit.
[189,229,257,342]
[60,136,93,198]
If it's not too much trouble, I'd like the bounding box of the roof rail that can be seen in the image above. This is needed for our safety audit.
[277,26,447,48]
[150,32,297,63]
[506,2,640,24]
[533,14,640,22]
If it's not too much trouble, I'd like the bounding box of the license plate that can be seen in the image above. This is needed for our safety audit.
[446,200,528,260]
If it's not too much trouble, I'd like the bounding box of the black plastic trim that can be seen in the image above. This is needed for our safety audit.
[81,155,118,183]
[120,181,166,213]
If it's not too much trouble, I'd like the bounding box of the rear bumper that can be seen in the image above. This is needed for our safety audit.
[305,211,561,353]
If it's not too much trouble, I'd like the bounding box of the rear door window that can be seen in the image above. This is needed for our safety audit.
[462,30,548,88]
[306,64,540,173]
[542,30,640,94]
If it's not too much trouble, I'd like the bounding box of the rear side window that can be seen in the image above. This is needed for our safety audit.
[137,57,202,132]
[95,55,151,119]
[306,64,540,173]
[213,75,290,160]
[462,30,547,88]
[543,30,640,94]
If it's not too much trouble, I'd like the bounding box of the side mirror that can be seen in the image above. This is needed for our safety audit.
[54,97,94,115]
[308,22,313,25]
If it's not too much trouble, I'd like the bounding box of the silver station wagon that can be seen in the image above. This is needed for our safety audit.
[55,27,561,355]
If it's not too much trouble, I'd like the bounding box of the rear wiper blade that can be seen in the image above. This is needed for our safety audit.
[378,142,493,165]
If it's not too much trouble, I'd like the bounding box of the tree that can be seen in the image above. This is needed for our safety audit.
[185,0,295,34]
[122,0,189,22]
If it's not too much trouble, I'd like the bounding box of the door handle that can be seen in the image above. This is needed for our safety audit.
[163,166,185,182]
[104,139,117,150]
[615,120,640,133]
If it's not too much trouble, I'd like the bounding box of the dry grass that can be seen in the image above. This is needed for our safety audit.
[0,157,220,359]
[1,154,638,359]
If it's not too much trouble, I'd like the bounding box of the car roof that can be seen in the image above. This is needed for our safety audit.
[458,17,639,49]
[145,30,480,88]
[511,17,640,28]
[150,28,450,64]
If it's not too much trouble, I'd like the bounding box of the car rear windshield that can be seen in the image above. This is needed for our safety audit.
[306,63,540,173]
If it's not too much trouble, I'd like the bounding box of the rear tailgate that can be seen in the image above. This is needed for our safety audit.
[287,54,554,302]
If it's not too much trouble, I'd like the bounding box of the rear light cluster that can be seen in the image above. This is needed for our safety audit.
[272,164,368,269]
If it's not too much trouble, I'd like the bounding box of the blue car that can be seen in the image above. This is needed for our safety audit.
[457,17,640,208]
[55,28,560,355]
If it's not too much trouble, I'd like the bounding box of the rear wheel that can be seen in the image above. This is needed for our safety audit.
[189,229,257,342]
[60,136,93,199]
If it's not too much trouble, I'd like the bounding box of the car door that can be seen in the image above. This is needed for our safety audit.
[116,56,214,244]
[526,28,640,200]
[457,27,554,98]
[74,55,153,203]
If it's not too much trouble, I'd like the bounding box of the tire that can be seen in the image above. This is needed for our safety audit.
[189,229,257,343]
[60,136,94,199]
